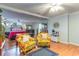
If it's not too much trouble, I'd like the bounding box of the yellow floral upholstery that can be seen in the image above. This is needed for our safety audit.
[16,34,36,54]
[37,32,51,47]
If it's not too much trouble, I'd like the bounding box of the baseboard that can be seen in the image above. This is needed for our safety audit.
[60,41,79,46]
[52,40,69,44]
[52,40,79,46]
[60,41,69,44]
[69,42,79,46]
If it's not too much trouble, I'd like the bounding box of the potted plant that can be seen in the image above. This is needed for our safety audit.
[0,9,5,54]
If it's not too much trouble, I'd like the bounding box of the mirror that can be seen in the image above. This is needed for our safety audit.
[53,22,59,28]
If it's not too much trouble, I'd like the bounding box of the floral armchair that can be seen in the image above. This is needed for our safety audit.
[37,32,51,47]
[16,34,36,54]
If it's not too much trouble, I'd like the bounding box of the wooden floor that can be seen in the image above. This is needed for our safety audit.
[49,42,79,56]
[2,39,79,56]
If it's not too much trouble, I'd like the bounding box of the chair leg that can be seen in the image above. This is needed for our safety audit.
[48,45,50,48]
[22,52,26,55]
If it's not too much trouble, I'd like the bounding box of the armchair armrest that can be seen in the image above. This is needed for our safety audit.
[37,36,42,40]
[29,37,35,41]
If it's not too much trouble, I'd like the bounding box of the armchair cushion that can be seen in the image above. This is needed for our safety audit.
[42,34,47,39]
[22,35,30,42]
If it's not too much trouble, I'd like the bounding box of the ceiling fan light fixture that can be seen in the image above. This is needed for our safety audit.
[50,5,64,13]
[54,6,64,11]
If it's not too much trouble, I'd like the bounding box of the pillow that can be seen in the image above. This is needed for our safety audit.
[42,33,47,39]
[22,35,30,42]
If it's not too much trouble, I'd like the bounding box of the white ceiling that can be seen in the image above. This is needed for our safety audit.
[0,3,79,19]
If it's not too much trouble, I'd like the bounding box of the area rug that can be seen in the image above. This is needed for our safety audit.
[27,48,58,56]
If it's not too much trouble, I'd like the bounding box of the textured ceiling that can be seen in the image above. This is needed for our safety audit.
[0,3,79,18]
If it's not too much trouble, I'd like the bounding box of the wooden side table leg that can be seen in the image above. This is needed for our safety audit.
[0,49,2,56]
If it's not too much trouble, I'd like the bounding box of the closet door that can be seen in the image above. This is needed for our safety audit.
[69,13,79,45]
